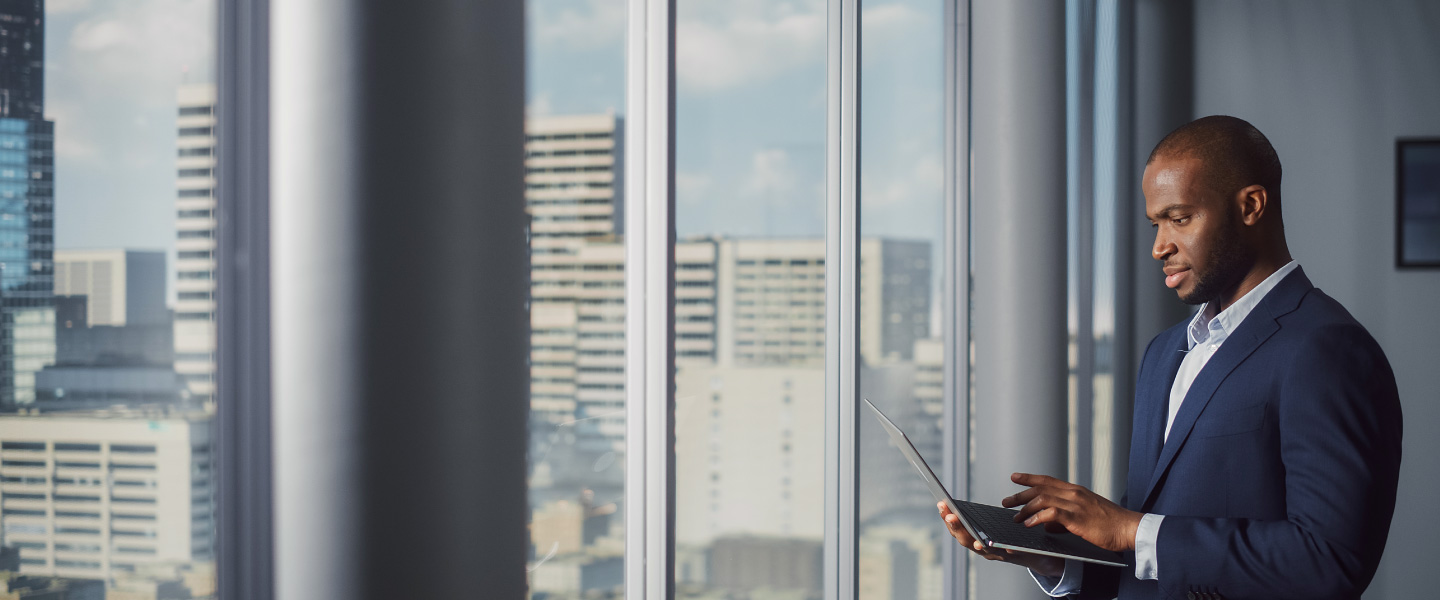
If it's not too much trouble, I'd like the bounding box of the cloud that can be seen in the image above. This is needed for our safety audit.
[676,171,713,206]
[61,0,215,102]
[47,0,93,14]
[532,0,626,50]
[861,2,928,45]
[677,1,825,93]
[742,148,801,197]
[527,92,554,118]
[864,148,943,209]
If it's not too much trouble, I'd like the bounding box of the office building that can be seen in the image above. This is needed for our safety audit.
[0,410,212,583]
[46,251,181,412]
[54,251,166,329]
[710,237,931,368]
[0,1,55,408]
[673,364,825,546]
[172,85,217,403]
[525,113,623,257]
[0,1,44,121]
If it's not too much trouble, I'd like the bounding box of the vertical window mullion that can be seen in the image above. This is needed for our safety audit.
[941,0,972,597]
[623,0,676,599]
[823,0,860,599]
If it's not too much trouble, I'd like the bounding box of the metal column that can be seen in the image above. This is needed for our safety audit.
[941,0,971,597]
[623,0,677,598]
[970,0,1069,597]
[823,0,861,598]
[270,1,529,597]
[215,0,273,596]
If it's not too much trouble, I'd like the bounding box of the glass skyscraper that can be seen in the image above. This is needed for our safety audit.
[0,0,54,407]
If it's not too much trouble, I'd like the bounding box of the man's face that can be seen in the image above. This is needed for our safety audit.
[1142,156,1253,305]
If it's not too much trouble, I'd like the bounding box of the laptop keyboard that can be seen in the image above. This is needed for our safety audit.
[957,501,1061,553]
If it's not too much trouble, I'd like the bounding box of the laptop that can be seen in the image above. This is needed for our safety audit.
[863,398,1128,568]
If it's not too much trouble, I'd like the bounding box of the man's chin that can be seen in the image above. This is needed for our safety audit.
[1177,287,1209,306]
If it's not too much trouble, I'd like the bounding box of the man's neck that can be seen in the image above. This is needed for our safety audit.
[1214,251,1294,313]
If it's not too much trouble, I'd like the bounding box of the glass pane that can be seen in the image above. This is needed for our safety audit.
[0,0,217,595]
[525,0,628,597]
[858,0,947,599]
[674,1,827,597]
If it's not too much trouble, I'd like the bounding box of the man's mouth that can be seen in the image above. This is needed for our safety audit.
[1163,266,1190,289]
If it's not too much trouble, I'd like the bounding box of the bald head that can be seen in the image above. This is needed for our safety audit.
[1147,115,1283,216]
[1142,116,1293,310]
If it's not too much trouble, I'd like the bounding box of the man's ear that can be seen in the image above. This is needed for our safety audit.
[1236,184,1268,226]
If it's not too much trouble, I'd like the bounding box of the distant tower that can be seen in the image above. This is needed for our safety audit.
[0,0,55,407]
[173,84,217,402]
[0,0,45,120]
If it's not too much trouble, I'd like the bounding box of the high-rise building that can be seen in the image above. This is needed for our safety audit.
[0,1,44,121]
[525,113,623,256]
[54,251,167,329]
[0,1,55,408]
[525,113,627,447]
[172,85,217,403]
[711,237,931,368]
[0,409,213,582]
[674,364,825,546]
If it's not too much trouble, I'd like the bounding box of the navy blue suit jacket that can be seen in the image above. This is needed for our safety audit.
[1073,268,1403,600]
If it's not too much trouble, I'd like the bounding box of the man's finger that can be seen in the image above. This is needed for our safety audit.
[1012,495,1054,522]
[1024,506,1066,528]
[943,514,977,545]
[1011,472,1068,488]
[1002,486,1044,508]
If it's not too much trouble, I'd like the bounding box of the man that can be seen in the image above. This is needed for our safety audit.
[939,115,1403,600]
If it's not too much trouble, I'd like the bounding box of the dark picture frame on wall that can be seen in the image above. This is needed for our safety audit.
[1397,138,1440,268]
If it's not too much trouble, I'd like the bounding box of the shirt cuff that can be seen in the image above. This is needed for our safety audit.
[1134,513,1164,581]
[1031,559,1084,597]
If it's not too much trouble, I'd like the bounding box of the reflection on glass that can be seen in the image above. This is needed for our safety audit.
[858,0,946,599]
[525,0,628,597]
[0,0,219,597]
[674,0,827,598]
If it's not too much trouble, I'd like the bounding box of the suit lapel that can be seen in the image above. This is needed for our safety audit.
[1137,267,1315,511]
[1127,327,1186,511]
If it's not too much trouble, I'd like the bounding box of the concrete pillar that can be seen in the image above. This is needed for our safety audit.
[970,0,1069,597]
[271,1,529,598]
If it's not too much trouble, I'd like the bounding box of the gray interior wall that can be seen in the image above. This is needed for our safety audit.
[1190,2,1440,598]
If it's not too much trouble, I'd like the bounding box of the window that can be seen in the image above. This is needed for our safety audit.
[856,3,949,598]
[672,1,827,595]
[524,0,627,596]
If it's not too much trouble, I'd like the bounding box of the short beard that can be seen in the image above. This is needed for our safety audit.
[1179,211,1255,306]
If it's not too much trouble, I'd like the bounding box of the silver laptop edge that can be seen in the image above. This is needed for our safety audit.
[862,397,1127,568]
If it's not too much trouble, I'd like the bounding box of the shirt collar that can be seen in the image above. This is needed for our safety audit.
[1186,260,1299,349]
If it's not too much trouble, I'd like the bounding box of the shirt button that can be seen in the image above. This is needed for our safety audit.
[1187,593,1197,600]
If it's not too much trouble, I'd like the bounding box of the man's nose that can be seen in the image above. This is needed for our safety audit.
[1152,229,1175,261]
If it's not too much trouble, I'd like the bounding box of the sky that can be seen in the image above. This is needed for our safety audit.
[530,0,947,243]
[46,0,215,301]
[46,0,945,302]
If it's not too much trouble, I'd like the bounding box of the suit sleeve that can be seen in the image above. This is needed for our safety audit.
[1154,323,1403,600]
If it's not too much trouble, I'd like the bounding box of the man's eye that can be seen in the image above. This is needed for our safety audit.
[1172,217,1189,225]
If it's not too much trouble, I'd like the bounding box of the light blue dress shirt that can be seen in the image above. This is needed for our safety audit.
[1032,261,1300,597]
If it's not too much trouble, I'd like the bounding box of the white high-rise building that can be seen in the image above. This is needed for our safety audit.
[54,249,168,327]
[525,113,623,257]
[173,85,217,402]
[0,410,212,581]
[710,237,931,368]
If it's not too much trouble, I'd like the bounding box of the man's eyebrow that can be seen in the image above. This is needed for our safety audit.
[1148,203,1187,221]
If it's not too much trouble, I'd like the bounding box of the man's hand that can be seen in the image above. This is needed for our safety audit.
[1004,472,1143,553]
[937,501,1065,578]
